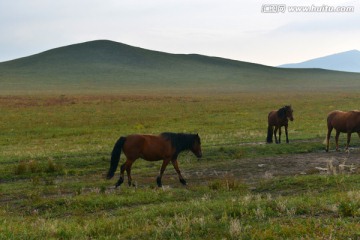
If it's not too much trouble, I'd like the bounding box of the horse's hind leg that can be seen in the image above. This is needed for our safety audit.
[278,127,282,144]
[156,159,170,187]
[346,132,352,152]
[274,126,279,144]
[126,160,135,186]
[115,163,126,187]
[116,159,133,188]
[171,159,186,185]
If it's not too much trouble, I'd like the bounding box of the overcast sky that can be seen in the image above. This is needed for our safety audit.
[0,0,359,66]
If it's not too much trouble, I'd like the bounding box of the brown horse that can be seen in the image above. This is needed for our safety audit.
[326,110,360,152]
[266,105,294,144]
[107,132,202,187]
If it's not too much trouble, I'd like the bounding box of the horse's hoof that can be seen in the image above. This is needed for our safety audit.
[180,179,187,185]
[115,177,124,188]
[156,176,162,187]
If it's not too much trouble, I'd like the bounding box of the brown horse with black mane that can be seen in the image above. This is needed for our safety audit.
[266,105,294,144]
[107,132,202,187]
[326,110,360,152]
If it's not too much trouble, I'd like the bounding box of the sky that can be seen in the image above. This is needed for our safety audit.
[0,0,359,66]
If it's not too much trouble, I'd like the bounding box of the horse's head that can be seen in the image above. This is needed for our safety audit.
[285,105,294,121]
[191,134,202,159]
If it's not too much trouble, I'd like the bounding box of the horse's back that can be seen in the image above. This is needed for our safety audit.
[267,110,277,124]
[123,134,171,161]
[327,110,360,132]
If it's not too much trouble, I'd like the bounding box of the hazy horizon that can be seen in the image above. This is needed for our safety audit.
[1,0,359,66]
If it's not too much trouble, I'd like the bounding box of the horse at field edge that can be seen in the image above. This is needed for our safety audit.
[266,105,294,144]
[107,132,202,187]
[326,110,360,152]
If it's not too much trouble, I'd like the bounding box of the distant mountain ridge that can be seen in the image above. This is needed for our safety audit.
[0,40,359,93]
[278,50,360,73]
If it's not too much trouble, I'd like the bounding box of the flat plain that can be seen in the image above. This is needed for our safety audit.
[1,91,360,239]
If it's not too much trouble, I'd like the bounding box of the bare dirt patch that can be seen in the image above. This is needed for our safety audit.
[120,149,360,188]
[185,150,360,185]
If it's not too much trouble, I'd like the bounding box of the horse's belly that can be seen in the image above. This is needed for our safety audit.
[332,122,360,133]
[350,126,360,133]
[140,155,163,161]
[333,126,347,133]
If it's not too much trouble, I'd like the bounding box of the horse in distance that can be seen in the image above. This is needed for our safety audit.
[267,105,294,144]
[326,110,360,152]
[107,132,202,187]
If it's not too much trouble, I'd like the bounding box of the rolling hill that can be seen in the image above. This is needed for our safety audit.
[0,40,360,93]
[279,50,360,73]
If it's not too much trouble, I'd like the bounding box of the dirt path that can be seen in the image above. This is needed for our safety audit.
[184,149,360,185]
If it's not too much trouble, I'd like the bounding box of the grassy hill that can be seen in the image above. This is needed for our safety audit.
[0,40,360,93]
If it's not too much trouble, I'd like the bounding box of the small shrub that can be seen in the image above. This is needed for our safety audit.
[208,177,248,192]
[100,186,107,194]
[47,159,56,172]
[28,160,39,173]
[338,202,356,217]
[14,161,27,175]
[46,159,64,173]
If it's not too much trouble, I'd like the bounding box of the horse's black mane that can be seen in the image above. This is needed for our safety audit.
[277,105,291,118]
[160,132,200,156]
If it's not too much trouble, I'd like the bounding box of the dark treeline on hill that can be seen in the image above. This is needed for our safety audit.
[0,40,360,93]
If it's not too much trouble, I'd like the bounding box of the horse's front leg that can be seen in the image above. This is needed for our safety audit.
[156,159,170,187]
[171,159,186,185]
[285,125,289,143]
[274,126,279,144]
[335,131,340,151]
[326,127,333,152]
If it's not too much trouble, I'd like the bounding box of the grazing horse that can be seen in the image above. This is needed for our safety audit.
[326,110,360,152]
[107,132,202,187]
[266,105,294,144]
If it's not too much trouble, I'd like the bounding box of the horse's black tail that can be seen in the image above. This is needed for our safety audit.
[107,136,126,179]
[266,126,273,143]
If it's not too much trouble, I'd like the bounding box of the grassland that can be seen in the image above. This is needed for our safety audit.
[1,92,360,239]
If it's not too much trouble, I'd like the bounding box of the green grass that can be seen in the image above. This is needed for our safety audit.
[1,175,360,239]
[1,92,360,239]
